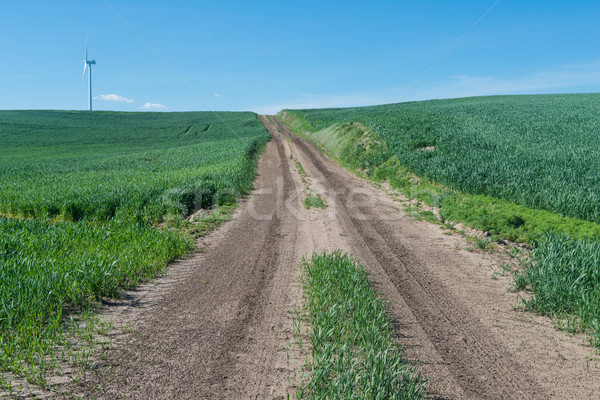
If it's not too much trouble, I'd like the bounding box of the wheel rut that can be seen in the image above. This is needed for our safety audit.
[59,114,600,400]
[66,118,305,399]
[270,116,546,399]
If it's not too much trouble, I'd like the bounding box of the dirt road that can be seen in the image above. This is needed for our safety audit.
[65,116,600,399]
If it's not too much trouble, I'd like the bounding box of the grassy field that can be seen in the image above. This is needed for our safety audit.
[282,94,600,223]
[0,110,269,387]
[296,251,424,399]
[279,93,600,344]
[0,110,268,222]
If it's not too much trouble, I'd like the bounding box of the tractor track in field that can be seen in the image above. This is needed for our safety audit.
[53,115,600,399]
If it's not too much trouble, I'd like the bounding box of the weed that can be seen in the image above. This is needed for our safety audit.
[295,160,309,184]
[303,194,327,210]
[417,210,438,224]
[475,237,490,250]
[189,205,233,237]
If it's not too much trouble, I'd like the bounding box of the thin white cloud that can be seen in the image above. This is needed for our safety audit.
[214,93,221,98]
[140,102,167,110]
[253,60,600,113]
[96,94,135,103]
[402,61,600,101]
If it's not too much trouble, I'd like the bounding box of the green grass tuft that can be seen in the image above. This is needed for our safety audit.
[304,194,327,210]
[520,234,600,344]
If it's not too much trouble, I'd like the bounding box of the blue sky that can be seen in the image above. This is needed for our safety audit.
[1,1,598,113]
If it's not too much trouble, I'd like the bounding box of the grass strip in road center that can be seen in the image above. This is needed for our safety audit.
[297,250,425,399]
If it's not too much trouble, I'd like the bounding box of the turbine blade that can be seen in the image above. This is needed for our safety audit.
[82,62,87,80]
[85,34,88,61]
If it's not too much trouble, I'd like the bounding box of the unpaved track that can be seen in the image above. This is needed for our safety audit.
[64,116,600,399]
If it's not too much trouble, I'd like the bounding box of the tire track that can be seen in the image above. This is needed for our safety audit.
[58,114,590,399]
[66,119,302,399]
[270,116,546,399]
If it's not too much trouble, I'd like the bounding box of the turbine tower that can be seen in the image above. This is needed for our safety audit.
[82,38,96,111]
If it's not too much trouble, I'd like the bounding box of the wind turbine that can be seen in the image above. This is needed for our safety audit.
[82,37,96,111]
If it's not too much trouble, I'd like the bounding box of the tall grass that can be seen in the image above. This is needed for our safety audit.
[522,235,600,344]
[0,218,191,386]
[298,251,425,399]
[283,94,600,224]
[280,94,600,345]
[0,110,269,222]
[0,110,270,387]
